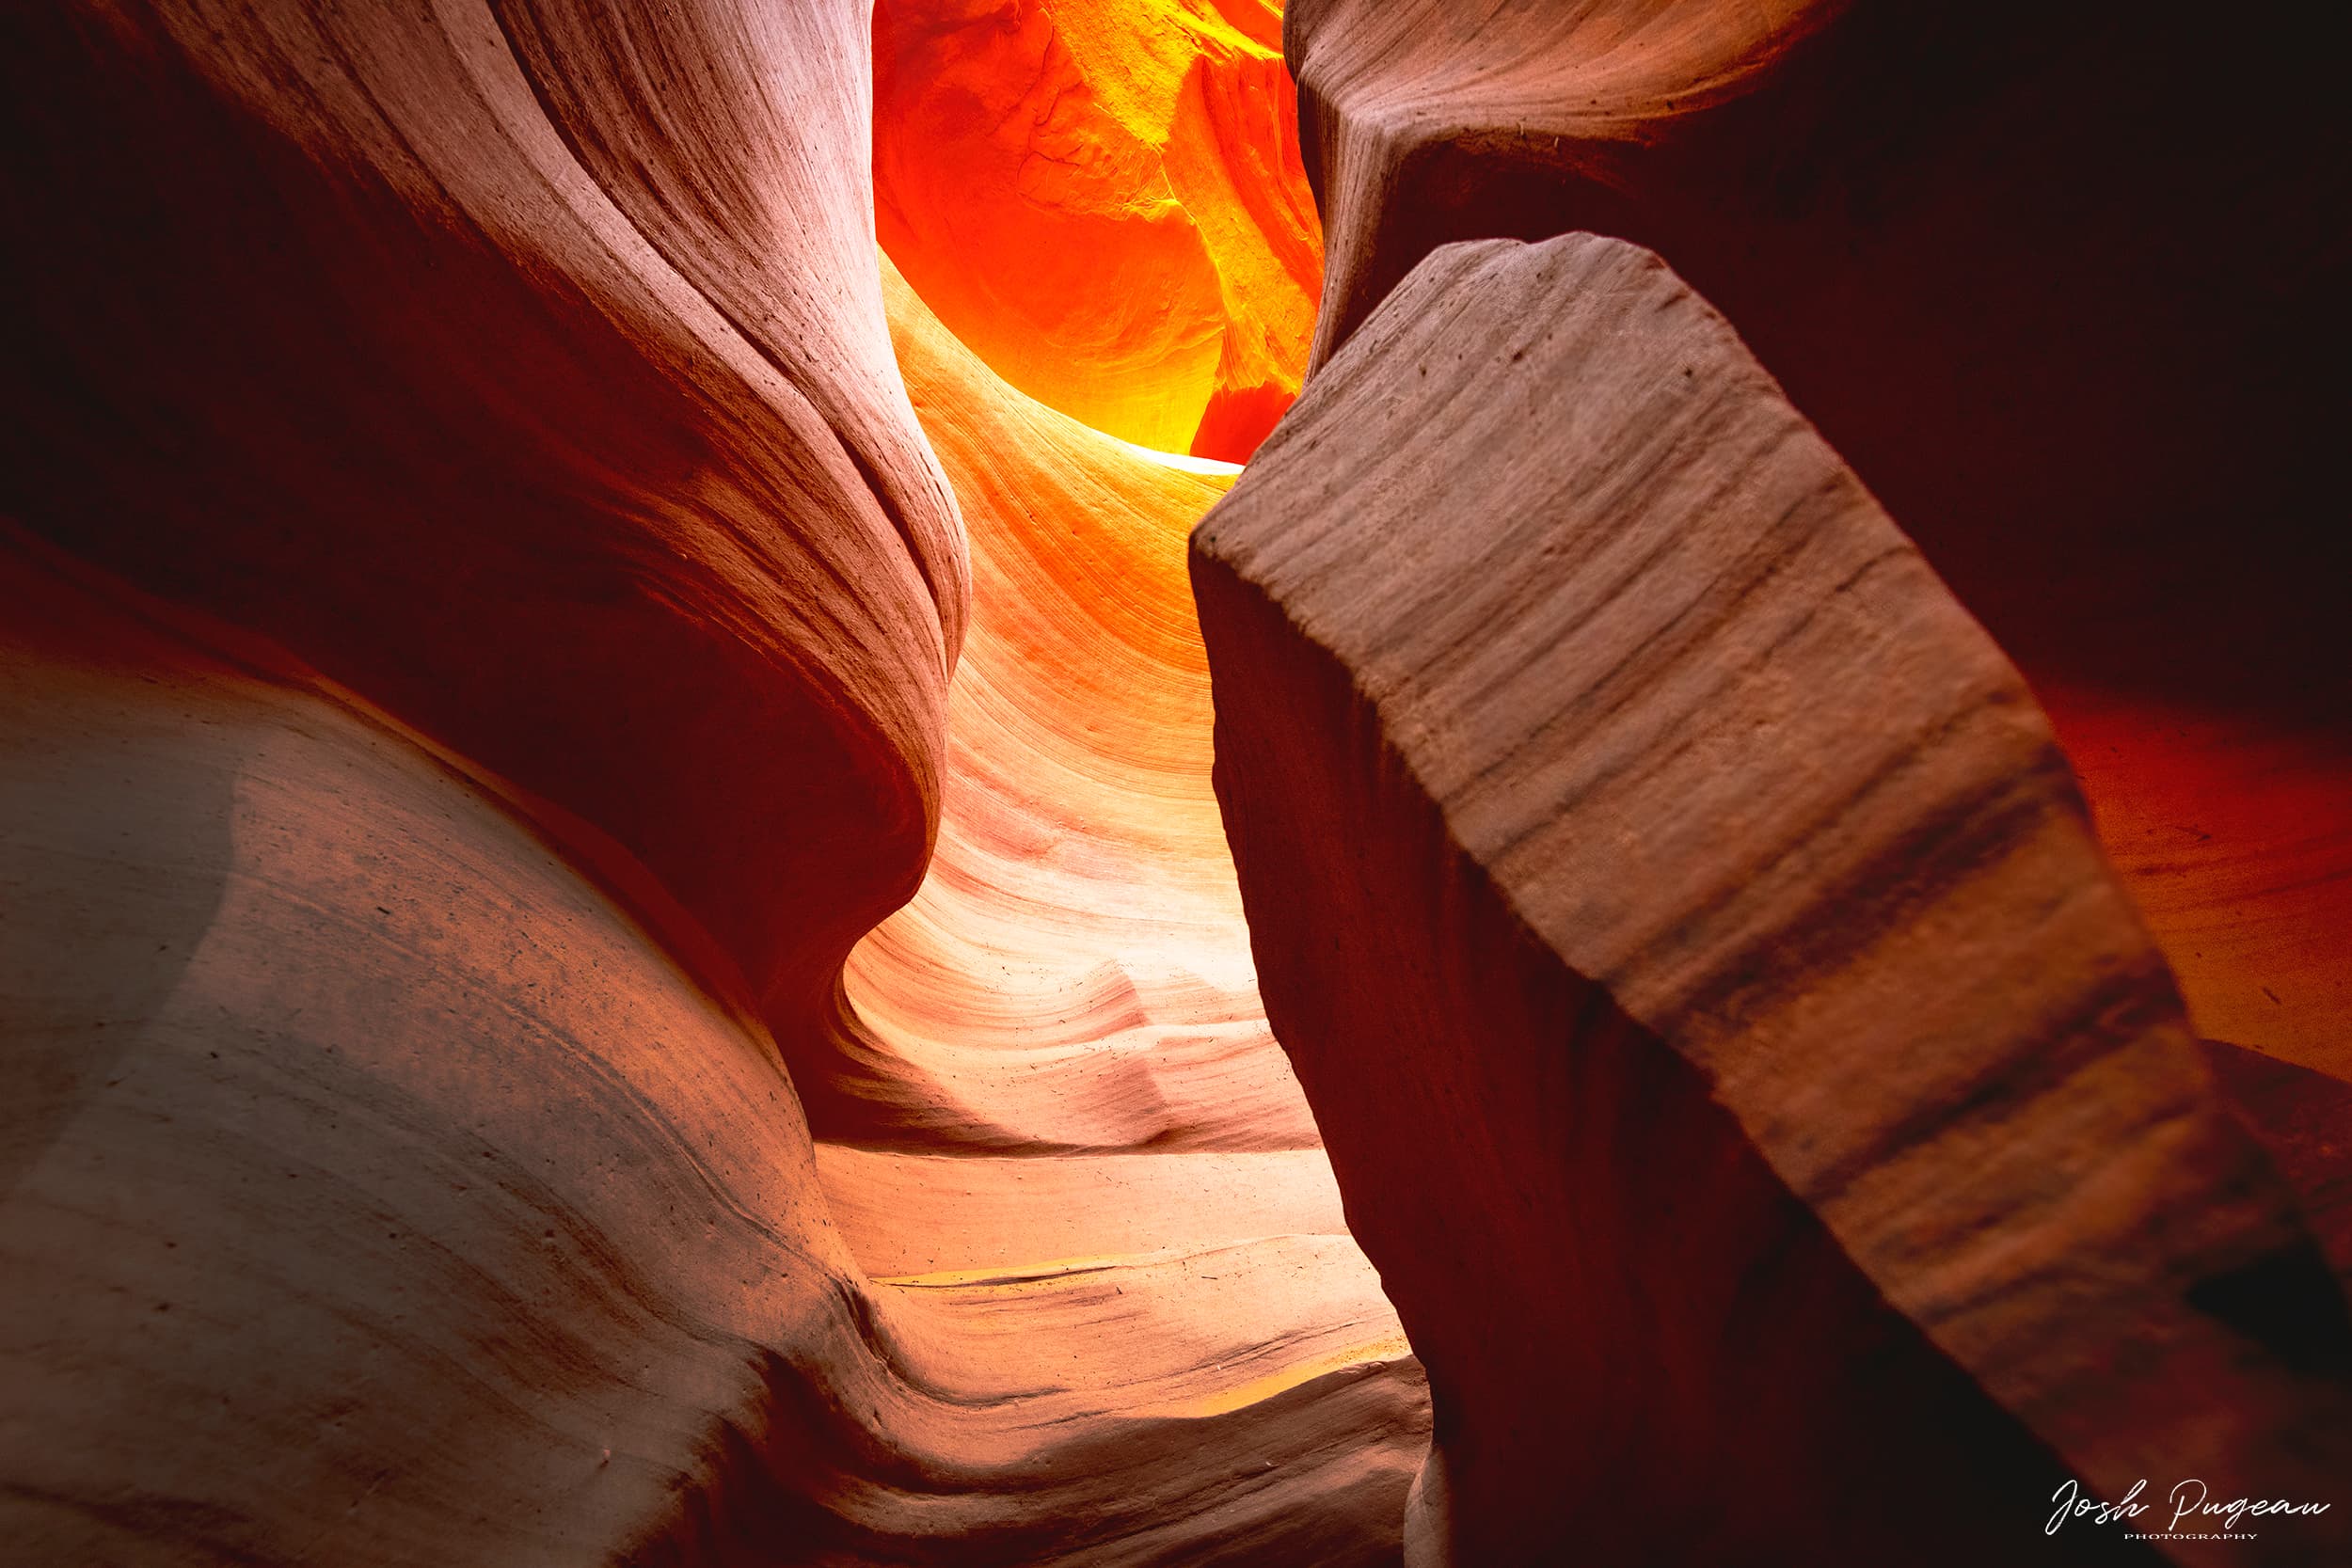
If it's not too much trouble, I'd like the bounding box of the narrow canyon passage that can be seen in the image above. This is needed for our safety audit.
[814,253,1419,1508]
[1,0,1424,1559]
[818,0,1422,1501]
[4,0,2348,1564]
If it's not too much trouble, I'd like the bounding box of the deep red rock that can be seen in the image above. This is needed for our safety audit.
[1,0,964,1053]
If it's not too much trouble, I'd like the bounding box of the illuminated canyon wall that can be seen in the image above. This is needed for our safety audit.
[873,0,1319,460]
[1,0,1413,1560]
[2,0,2345,1565]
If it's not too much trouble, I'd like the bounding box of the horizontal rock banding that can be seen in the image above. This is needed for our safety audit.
[8,0,2343,1560]
[1,0,1418,1559]
[1193,232,2352,1565]
[1284,0,2352,1075]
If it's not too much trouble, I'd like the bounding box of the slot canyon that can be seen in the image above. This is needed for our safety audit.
[1,0,2345,1564]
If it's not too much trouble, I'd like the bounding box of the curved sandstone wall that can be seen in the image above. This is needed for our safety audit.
[874,0,1321,460]
[4,0,2345,1563]
[2,0,1419,1560]
[1281,0,2351,1076]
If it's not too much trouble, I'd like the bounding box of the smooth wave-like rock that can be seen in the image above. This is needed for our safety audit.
[1,507,1422,1566]
[1283,0,2351,1075]
[3,0,1424,1560]
[3,0,964,1055]
[875,0,1321,458]
[821,257,1321,1153]
[9,0,2343,1561]
[2,538,888,1563]
[1192,233,2352,1567]
[799,250,1422,1560]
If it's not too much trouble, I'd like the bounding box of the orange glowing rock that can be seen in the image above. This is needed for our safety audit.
[8,0,2346,1559]
[0,0,1420,1558]
[812,257,1326,1153]
[2043,688,2352,1082]
[874,0,1320,460]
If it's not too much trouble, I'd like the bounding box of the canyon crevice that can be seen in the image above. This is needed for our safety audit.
[3,0,2344,1564]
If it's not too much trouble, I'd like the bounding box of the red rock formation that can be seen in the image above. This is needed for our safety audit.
[2,0,963,1059]
[0,535,1424,1562]
[824,258,1319,1152]
[7,0,2344,1560]
[1284,0,2352,1077]
[874,0,1321,459]
[2210,1041,2352,1291]
[1192,234,2352,1566]
[799,256,1422,1553]
[1,0,1420,1560]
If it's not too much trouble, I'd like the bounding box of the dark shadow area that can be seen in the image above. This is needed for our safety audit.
[1195,547,2169,1566]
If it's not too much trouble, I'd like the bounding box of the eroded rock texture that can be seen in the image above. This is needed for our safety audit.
[2211,1041,2352,1292]
[1,0,1421,1560]
[6,0,2346,1561]
[800,260,1425,1554]
[3,0,964,1062]
[875,0,1321,459]
[0,538,1422,1563]
[1192,235,2352,1566]
[829,259,1318,1155]
[3,541,895,1563]
[1285,0,2351,1076]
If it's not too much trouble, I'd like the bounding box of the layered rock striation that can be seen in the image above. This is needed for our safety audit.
[2,0,1419,1560]
[4,0,2345,1562]
[1284,0,2352,1074]
[1193,233,2352,1567]
[3,0,964,1059]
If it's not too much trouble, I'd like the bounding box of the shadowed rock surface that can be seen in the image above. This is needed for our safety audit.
[1283,0,2352,1074]
[1,0,1422,1560]
[0,462,1422,1568]
[1,0,964,1065]
[1192,233,2352,1567]
[4,0,2345,1561]
[2208,1040,2352,1290]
